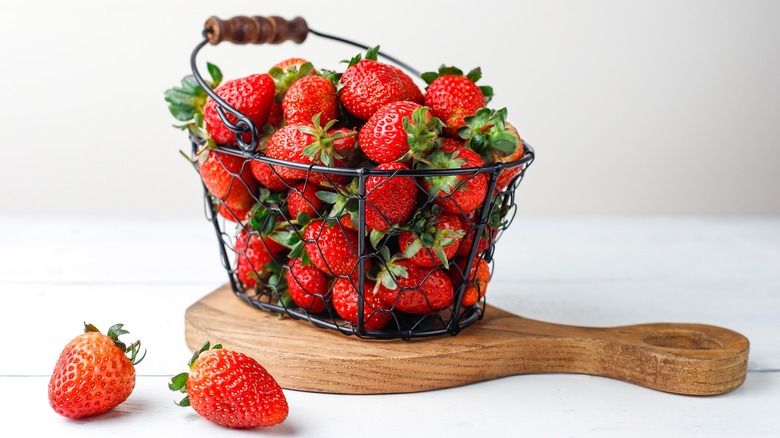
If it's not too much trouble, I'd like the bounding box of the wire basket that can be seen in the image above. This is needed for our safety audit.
[184,16,535,340]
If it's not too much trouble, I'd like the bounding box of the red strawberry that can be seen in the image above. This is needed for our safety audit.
[267,58,316,127]
[495,122,526,190]
[422,66,492,136]
[301,125,356,188]
[421,142,488,214]
[365,162,418,232]
[266,102,284,127]
[273,57,316,73]
[283,75,338,126]
[391,65,424,105]
[303,219,359,277]
[49,323,145,419]
[332,278,392,331]
[264,125,314,180]
[170,342,288,428]
[287,182,324,220]
[456,213,494,257]
[358,101,443,163]
[398,208,465,268]
[339,47,422,120]
[266,121,355,185]
[218,202,253,223]
[235,228,281,289]
[339,213,358,231]
[449,257,491,307]
[286,257,330,313]
[199,149,259,216]
[204,74,275,146]
[457,108,524,191]
[250,159,296,192]
[374,255,454,314]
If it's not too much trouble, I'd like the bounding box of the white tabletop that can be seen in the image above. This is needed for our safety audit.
[1,216,778,437]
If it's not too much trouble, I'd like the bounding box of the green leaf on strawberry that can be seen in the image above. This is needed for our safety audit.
[399,107,445,163]
[457,107,519,161]
[372,247,409,293]
[269,61,315,103]
[344,45,380,67]
[417,150,467,197]
[298,113,355,168]
[164,62,223,138]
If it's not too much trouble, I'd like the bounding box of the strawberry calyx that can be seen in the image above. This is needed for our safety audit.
[402,205,465,269]
[315,180,360,226]
[84,322,146,366]
[421,64,493,103]
[457,107,519,162]
[169,341,223,407]
[343,45,380,68]
[269,61,315,104]
[417,149,468,197]
[299,113,357,167]
[165,63,223,139]
[371,247,409,293]
[399,107,445,164]
[244,189,290,240]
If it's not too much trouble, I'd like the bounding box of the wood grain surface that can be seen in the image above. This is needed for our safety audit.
[185,283,749,396]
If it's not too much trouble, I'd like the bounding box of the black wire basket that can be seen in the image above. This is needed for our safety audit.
[184,16,535,340]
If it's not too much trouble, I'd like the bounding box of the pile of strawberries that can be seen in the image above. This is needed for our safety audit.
[166,46,527,332]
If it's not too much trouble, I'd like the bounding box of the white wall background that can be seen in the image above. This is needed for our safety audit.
[1,0,778,218]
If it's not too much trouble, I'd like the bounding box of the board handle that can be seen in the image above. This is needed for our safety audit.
[495,310,750,395]
[203,16,309,45]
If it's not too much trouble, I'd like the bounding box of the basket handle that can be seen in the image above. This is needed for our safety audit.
[203,16,309,45]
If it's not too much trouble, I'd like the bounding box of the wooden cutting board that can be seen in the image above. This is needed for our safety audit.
[184,283,749,396]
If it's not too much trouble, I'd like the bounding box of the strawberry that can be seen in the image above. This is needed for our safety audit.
[235,227,281,289]
[49,323,145,419]
[449,257,491,307]
[339,46,423,120]
[267,58,316,126]
[250,159,296,192]
[420,141,488,214]
[273,57,316,73]
[283,75,338,126]
[331,278,392,331]
[265,118,355,185]
[374,250,454,314]
[266,103,284,128]
[198,149,259,218]
[298,124,356,187]
[458,187,516,256]
[495,121,525,190]
[391,65,424,105]
[287,182,324,220]
[365,162,418,232]
[358,102,443,163]
[204,74,276,146]
[264,125,315,180]
[170,342,288,428]
[286,257,330,313]
[456,212,494,257]
[457,108,524,190]
[422,65,492,136]
[303,219,360,277]
[398,207,465,268]
[218,201,253,223]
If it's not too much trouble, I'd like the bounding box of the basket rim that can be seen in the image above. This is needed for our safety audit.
[190,132,535,178]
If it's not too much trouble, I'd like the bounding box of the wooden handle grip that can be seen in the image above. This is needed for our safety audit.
[490,308,750,395]
[203,16,309,45]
